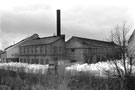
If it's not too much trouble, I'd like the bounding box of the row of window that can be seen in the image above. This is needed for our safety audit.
[68,47,116,53]
[67,53,121,64]
[19,58,49,64]
[20,46,48,55]
[85,48,115,53]
[20,46,64,55]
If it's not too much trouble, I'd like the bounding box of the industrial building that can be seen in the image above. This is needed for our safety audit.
[66,36,121,63]
[19,34,65,64]
[1,10,121,64]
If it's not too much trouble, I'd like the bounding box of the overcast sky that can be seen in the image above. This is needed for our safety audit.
[0,0,135,50]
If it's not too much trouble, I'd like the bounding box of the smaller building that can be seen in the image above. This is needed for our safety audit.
[0,50,5,62]
[128,29,135,60]
[66,36,121,63]
[0,34,39,63]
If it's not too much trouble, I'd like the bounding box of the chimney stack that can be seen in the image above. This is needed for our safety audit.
[57,9,61,36]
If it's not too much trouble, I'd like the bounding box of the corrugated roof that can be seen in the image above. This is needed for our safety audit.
[4,33,39,50]
[5,37,30,50]
[21,35,65,46]
[72,36,118,47]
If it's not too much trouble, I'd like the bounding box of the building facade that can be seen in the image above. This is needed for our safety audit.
[128,29,135,60]
[66,36,121,63]
[0,51,6,62]
[19,35,65,65]
[1,34,121,64]
[1,34,39,63]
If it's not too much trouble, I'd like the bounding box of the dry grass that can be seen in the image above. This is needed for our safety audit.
[0,63,135,90]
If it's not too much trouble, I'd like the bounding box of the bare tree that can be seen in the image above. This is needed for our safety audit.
[106,21,134,90]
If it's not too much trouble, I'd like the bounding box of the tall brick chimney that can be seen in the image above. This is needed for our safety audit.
[57,9,61,36]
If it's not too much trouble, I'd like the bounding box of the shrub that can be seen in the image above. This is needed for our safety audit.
[67,72,123,90]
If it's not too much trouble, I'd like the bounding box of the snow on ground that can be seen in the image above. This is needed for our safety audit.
[65,59,135,77]
[0,59,135,77]
[0,62,49,74]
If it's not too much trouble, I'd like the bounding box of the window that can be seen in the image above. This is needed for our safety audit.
[70,59,76,63]
[54,46,57,53]
[33,47,35,54]
[31,47,33,54]
[20,47,22,54]
[24,48,25,54]
[59,47,62,54]
[71,48,75,52]
[27,58,30,64]
[37,47,40,54]
[40,46,43,54]
[26,47,28,54]
[101,56,105,61]
[46,46,49,54]
[31,59,34,64]
[20,58,22,62]
[35,59,39,64]
[29,47,31,54]
[25,47,27,54]
[40,59,43,64]
[27,47,29,54]
[46,59,49,64]
[44,46,46,54]
[96,55,100,62]
[22,47,24,54]
[24,58,26,63]
[35,47,37,54]
[35,46,40,54]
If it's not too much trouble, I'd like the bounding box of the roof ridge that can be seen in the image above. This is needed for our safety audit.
[39,34,65,39]
[5,36,31,50]
[72,36,111,43]
[21,35,65,46]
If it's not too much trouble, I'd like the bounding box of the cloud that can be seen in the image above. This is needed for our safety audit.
[1,10,55,35]
[0,4,134,49]
[1,40,10,49]
[62,6,131,39]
